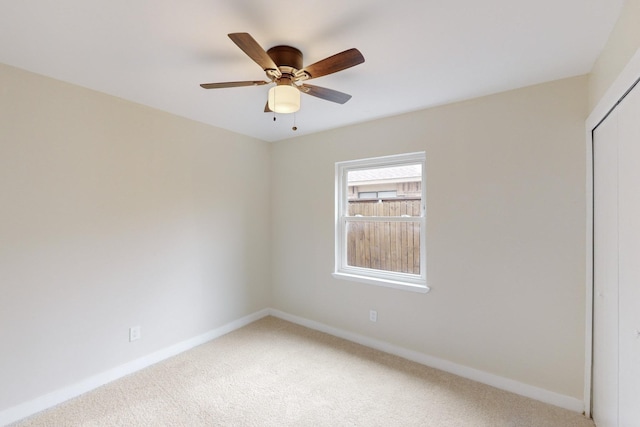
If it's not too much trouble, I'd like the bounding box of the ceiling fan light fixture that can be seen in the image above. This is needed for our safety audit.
[268,84,300,113]
[200,33,364,113]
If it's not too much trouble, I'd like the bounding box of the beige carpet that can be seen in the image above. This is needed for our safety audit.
[12,316,594,427]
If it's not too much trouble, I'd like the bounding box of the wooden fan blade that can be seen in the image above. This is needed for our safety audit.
[301,48,364,79]
[264,101,272,112]
[299,84,352,104]
[228,33,279,72]
[200,81,268,89]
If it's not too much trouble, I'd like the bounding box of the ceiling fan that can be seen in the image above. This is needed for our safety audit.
[200,33,365,114]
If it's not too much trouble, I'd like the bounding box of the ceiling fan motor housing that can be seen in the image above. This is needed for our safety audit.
[267,45,303,71]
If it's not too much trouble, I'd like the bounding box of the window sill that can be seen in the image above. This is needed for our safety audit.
[332,272,430,294]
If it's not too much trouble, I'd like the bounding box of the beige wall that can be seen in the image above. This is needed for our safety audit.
[271,76,588,399]
[1,56,595,413]
[589,0,640,109]
[0,63,271,410]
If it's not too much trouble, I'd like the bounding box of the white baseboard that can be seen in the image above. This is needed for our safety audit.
[0,308,270,427]
[1,307,584,426]
[267,308,585,413]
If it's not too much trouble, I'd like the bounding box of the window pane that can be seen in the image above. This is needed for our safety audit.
[347,164,422,186]
[347,199,421,217]
[347,164,421,215]
[346,220,421,274]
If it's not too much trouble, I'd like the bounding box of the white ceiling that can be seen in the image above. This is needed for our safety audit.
[0,0,625,142]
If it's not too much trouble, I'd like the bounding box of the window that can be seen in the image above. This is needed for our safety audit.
[334,152,428,293]
[358,190,398,200]
[358,191,379,200]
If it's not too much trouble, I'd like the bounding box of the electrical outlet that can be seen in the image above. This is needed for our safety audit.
[369,310,378,322]
[129,326,141,342]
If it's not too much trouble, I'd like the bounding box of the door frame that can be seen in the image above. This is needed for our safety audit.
[584,47,640,418]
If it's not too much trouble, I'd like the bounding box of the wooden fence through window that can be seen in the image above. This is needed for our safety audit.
[347,199,421,274]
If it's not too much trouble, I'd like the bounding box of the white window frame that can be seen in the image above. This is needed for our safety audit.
[333,152,429,293]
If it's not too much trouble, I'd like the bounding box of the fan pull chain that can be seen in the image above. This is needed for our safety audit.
[292,113,298,131]
[273,88,276,121]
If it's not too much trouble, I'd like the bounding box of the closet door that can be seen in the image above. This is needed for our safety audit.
[617,82,640,426]
[592,108,619,427]
[592,79,640,426]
